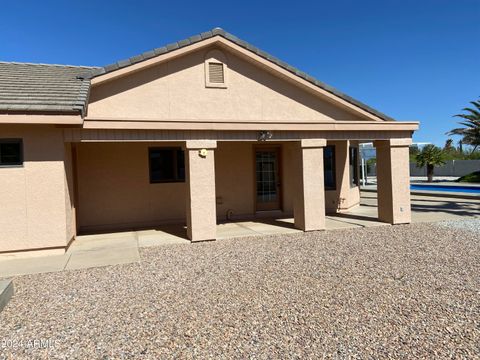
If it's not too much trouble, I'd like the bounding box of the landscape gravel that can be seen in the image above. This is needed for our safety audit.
[0,222,479,359]
[436,219,480,234]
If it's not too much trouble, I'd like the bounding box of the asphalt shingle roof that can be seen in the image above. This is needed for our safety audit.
[0,62,98,115]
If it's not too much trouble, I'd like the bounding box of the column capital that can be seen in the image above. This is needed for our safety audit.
[185,140,217,149]
[374,138,412,148]
[299,139,327,148]
[373,138,412,147]
[390,138,413,147]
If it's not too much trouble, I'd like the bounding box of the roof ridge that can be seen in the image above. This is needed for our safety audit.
[0,61,99,69]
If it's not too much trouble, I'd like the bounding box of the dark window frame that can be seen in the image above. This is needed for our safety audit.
[0,139,23,167]
[148,147,185,184]
[349,146,359,187]
[324,145,336,191]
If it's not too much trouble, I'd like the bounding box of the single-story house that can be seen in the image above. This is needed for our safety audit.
[0,28,418,254]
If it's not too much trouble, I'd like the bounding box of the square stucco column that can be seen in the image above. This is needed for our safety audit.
[294,139,326,231]
[185,140,217,242]
[374,138,412,224]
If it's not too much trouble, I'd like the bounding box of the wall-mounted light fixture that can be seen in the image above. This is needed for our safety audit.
[199,148,208,157]
[258,131,273,141]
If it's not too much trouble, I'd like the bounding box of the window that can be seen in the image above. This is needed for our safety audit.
[149,148,185,183]
[324,145,336,190]
[349,146,359,187]
[0,139,23,166]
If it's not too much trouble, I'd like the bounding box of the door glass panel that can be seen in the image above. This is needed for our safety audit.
[255,151,278,204]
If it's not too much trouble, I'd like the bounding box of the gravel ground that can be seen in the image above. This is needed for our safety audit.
[437,219,480,234]
[0,223,479,359]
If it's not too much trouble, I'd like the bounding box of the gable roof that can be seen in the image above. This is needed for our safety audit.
[0,62,98,115]
[0,28,394,121]
[90,28,394,121]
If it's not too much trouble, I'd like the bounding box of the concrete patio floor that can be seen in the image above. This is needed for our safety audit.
[1,192,478,278]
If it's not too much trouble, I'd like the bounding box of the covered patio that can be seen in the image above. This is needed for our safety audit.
[65,129,414,242]
[1,191,479,277]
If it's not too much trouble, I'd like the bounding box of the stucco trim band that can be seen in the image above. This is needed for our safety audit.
[82,120,419,132]
[0,114,83,124]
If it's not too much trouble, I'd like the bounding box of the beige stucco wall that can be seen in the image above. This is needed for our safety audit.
[215,141,296,220]
[215,142,254,219]
[76,140,363,232]
[76,142,187,232]
[0,125,73,252]
[88,46,365,123]
[216,140,360,218]
[76,141,298,231]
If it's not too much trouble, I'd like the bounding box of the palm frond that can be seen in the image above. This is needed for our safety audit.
[461,107,480,118]
[454,114,478,121]
[458,120,479,128]
[447,127,468,135]
[450,98,480,147]
[470,100,480,112]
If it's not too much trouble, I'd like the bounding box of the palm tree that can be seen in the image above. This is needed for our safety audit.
[415,145,446,182]
[444,138,454,151]
[447,98,480,153]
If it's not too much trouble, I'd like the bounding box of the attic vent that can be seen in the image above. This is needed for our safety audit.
[205,50,228,88]
[208,62,224,83]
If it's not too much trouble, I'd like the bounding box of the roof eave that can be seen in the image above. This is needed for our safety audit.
[0,112,84,125]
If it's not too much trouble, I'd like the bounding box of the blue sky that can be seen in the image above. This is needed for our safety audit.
[1,0,478,145]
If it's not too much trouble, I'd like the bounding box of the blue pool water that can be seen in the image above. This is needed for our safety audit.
[410,184,480,194]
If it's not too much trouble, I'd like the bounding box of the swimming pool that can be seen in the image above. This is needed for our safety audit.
[410,184,480,194]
